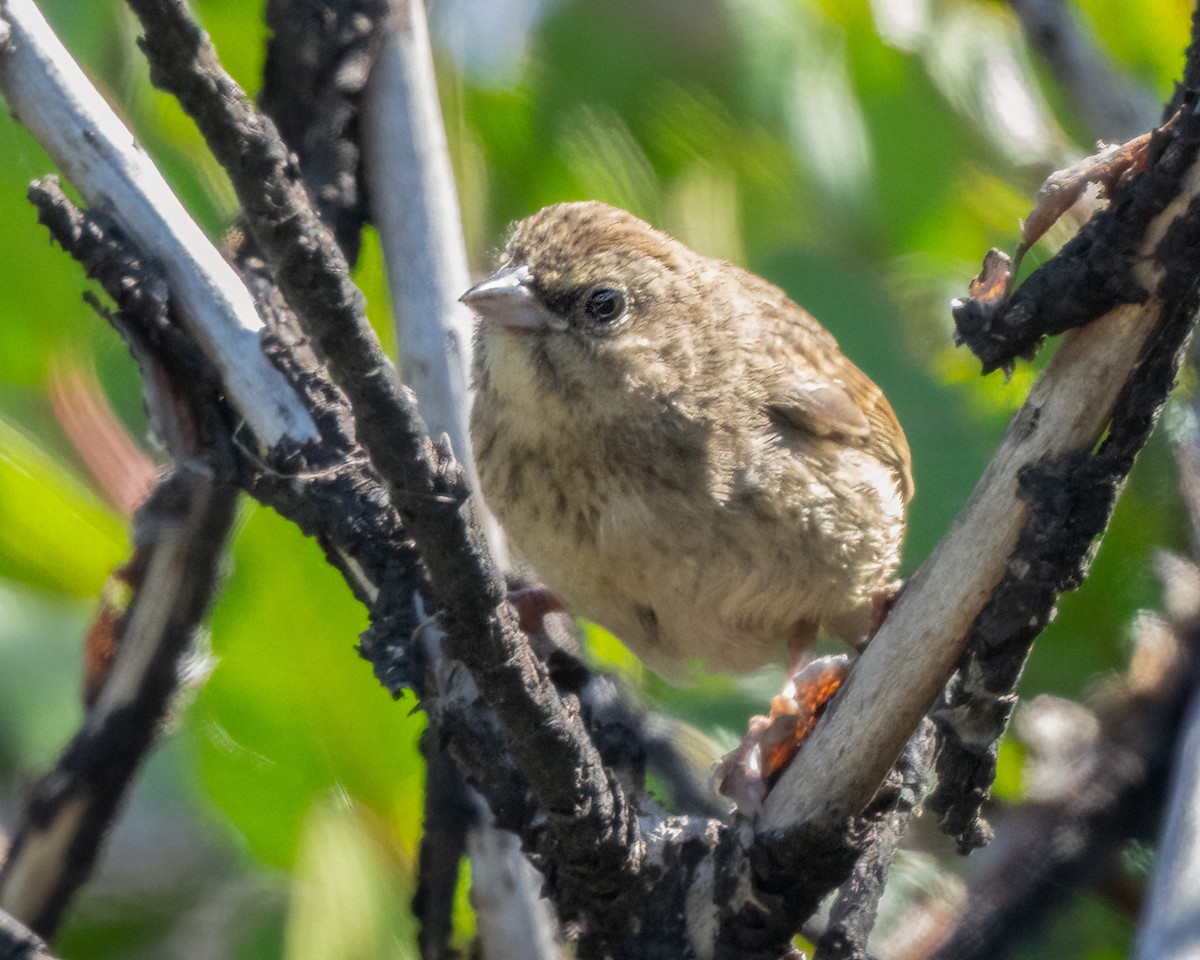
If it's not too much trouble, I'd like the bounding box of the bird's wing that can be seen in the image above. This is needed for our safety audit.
[763,350,914,504]
[766,380,870,439]
[740,276,914,504]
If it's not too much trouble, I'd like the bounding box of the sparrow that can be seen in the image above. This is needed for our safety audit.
[463,201,911,682]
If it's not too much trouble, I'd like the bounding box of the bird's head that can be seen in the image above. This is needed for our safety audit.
[464,202,708,405]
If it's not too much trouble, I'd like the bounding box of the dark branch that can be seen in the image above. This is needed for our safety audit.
[816,721,936,960]
[932,596,1200,960]
[413,732,476,960]
[0,448,237,938]
[123,0,640,927]
[259,0,389,260]
[928,105,1200,850]
[1009,0,1156,141]
[1166,2,1200,119]
[952,111,1192,372]
[0,180,241,939]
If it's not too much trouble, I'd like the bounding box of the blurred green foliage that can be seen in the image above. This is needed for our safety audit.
[0,0,1191,956]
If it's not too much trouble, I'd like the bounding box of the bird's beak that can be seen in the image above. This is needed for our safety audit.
[460,264,566,332]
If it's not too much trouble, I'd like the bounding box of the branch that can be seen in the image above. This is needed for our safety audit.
[934,570,1200,960]
[123,0,640,918]
[0,909,58,960]
[1134,381,1200,959]
[3,5,653,952]
[0,174,240,938]
[815,721,936,960]
[413,732,475,960]
[360,0,504,561]
[1135,632,1200,959]
[763,108,1200,832]
[359,3,552,948]
[0,445,237,936]
[0,0,317,449]
[260,0,387,261]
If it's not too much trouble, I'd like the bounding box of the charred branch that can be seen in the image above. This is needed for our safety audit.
[260,0,388,261]
[123,0,642,928]
[933,580,1200,960]
[816,721,936,960]
[0,458,237,937]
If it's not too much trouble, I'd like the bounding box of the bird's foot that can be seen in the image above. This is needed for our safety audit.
[507,586,565,635]
[715,655,851,815]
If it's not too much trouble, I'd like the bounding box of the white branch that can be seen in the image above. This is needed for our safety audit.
[1135,679,1200,959]
[764,158,1200,830]
[362,3,560,952]
[467,817,564,960]
[0,0,318,449]
[362,0,506,562]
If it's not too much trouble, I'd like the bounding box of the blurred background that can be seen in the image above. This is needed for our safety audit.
[0,0,1191,956]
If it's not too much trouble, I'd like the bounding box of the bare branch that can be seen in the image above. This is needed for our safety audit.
[0,0,318,449]
[936,580,1200,960]
[764,109,1200,832]
[816,721,936,960]
[122,0,641,919]
[0,176,242,938]
[413,734,475,960]
[361,0,505,561]
[260,0,387,260]
[1133,685,1200,959]
[0,458,237,937]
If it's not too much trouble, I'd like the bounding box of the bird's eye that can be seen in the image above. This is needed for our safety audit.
[583,288,627,324]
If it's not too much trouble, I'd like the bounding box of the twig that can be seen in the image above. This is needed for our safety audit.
[413,734,475,960]
[0,0,317,449]
[0,908,58,960]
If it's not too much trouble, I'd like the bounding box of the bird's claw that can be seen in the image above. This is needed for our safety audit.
[715,655,852,815]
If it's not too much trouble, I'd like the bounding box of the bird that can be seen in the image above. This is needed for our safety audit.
[463,201,912,684]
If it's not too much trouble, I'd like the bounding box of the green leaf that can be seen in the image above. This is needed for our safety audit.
[0,416,127,597]
[189,504,426,869]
